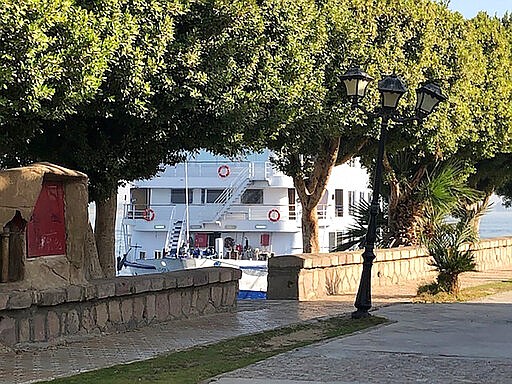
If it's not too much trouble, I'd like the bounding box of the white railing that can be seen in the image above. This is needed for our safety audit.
[212,166,252,221]
[161,161,273,180]
[218,205,295,222]
[123,202,331,226]
[123,204,176,222]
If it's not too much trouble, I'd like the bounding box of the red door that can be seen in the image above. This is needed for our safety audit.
[194,233,208,248]
[27,181,66,258]
[260,233,270,247]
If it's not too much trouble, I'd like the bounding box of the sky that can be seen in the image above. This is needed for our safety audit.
[448,0,510,18]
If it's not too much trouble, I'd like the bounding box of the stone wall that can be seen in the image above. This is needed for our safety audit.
[268,237,512,301]
[0,267,241,347]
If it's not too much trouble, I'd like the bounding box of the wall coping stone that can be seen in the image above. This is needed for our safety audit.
[269,237,512,271]
[269,245,426,270]
[0,266,241,311]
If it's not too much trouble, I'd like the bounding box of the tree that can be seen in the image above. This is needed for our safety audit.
[372,9,512,246]
[422,216,478,295]
[467,14,512,215]
[0,0,113,156]
[262,0,476,252]
[7,0,268,276]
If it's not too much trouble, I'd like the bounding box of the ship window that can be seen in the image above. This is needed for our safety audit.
[201,189,224,203]
[317,190,328,220]
[348,191,356,216]
[241,189,263,204]
[171,189,192,204]
[329,231,344,251]
[139,251,146,260]
[288,189,296,220]
[154,250,162,259]
[335,189,344,217]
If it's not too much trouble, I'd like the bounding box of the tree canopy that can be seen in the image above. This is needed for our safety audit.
[1,0,512,263]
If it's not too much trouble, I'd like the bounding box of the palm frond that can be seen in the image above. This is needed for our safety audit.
[330,198,389,252]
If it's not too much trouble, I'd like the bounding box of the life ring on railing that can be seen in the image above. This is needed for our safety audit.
[268,209,280,222]
[143,208,155,222]
[217,165,230,178]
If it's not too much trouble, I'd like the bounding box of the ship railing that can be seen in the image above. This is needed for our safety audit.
[123,204,177,221]
[161,161,273,180]
[217,204,294,221]
[216,204,330,222]
[293,204,329,220]
[214,165,251,205]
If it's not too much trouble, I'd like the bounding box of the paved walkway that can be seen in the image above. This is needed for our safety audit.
[2,266,512,383]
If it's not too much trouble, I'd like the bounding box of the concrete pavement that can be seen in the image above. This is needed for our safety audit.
[1,266,511,383]
[212,292,512,384]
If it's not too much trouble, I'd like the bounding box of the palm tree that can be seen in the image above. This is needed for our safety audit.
[333,160,483,251]
[422,214,479,294]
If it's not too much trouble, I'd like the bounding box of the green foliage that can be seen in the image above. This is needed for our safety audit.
[422,217,478,294]
[330,198,389,251]
[0,0,114,154]
[417,161,483,230]
[4,0,268,201]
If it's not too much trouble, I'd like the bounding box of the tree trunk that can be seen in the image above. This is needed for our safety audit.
[468,193,491,236]
[95,189,117,277]
[85,221,105,279]
[301,205,319,254]
[294,137,341,254]
[384,157,427,246]
[388,193,423,246]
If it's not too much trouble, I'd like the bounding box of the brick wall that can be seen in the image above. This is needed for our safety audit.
[268,237,512,301]
[0,267,241,347]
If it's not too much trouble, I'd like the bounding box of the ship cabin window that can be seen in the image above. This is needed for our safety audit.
[288,188,296,220]
[241,189,263,204]
[139,251,146,260]
[154,250,162,259]
[201,189,224,203]
[130,188,150,219]
[348,191,356,216]
[317,190,328,220]
[171,189,192,204]
[329,231,344,251]
[335,189,344,217]
[360,192,366,202]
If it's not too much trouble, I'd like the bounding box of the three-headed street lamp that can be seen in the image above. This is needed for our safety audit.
[340,67,447,319]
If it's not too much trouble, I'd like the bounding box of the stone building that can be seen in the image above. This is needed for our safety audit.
[0,162,103,289]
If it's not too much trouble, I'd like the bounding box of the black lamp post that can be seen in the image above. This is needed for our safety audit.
[340,67,447,319]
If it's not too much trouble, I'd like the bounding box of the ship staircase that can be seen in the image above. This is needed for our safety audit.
[165,211,187,256]
[211,164,253,222]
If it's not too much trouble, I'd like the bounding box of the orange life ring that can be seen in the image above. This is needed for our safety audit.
[268,209,280,222]
[143,208,155,221]
[218,165,230,178]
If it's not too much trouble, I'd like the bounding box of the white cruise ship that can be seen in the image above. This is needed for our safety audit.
[116,150,371,298]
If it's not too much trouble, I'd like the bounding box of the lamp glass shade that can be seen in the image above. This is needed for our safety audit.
[377,75,407,110]
[343,77,372,98]
[343,79,359,97]
[416,92,439,115]
[415,83,447,117]
[357,78,371,97]
[381,92,403,109]
[341,68,374,100]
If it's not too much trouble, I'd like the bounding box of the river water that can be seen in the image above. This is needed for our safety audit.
[480,209,512,239]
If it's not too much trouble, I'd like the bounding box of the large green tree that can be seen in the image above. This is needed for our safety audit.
[261,0,468,252]
[0,0,113,156]
[8,0,268,276]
